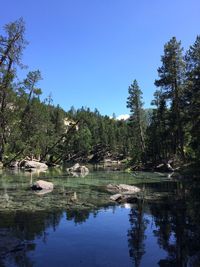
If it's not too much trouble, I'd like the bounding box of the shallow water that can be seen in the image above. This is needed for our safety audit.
[0,168,200,266]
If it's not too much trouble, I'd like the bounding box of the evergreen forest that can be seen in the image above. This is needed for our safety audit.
[0,19,200,168]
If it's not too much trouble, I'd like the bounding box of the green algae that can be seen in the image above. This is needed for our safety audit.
[0,168,176,212]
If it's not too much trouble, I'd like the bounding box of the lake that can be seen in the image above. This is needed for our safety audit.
[0,167,200,267]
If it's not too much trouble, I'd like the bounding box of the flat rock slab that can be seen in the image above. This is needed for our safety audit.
[119,184,141,193]
[107,184,141,193]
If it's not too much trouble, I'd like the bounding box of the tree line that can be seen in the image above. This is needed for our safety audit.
[0,18,199,166]
[127,36,200,165]
[0,19,135,165]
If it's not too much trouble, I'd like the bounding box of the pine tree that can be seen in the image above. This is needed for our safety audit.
[146,89,173,163]
[155,37,185,159]
[185,36,200,160]
[127,80,146,162]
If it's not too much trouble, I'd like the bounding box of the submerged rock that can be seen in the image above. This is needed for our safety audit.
[70,171,89,178]
[67,163,89,175]
[34,189,53,195]
[31,180,54,191]
[107,184,141,193]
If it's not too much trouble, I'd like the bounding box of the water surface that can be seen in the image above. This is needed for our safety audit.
[0,168,200,266]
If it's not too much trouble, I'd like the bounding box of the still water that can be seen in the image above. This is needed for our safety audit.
[0,168,200,267]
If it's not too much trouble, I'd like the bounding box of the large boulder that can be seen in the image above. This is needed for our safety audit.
[31,180,54,191]
[20,160,48,170]
[67,163,89,175]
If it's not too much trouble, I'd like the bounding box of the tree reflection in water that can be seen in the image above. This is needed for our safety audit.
[0,180,200,267]
[127,200,148,267]
[126,180,200,267]
[66,209,91,224]
[0,207,103,267]
[0,210,63,267]
[149,181,200,267]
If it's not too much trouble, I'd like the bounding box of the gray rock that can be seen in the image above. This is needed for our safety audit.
[110,194,123,201]
[70,163,80,170]
[67,163,89,174]
[31,180,54,191]
[20,160,48,170]
[9,161,19,168]
[108,184,141,202]
[110,193,139,203]
[107,183,141,193]
[118,184,141,193]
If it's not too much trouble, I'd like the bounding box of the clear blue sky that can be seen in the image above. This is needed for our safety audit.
[1,0,200,116]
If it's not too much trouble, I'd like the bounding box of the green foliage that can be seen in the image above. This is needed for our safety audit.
[128,37,200,165]
[0,18,26,161]
[0,19,200,165]
[145,36,200,165]
[65,108,132,162]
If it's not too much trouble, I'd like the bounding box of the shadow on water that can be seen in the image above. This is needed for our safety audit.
[0,169,200,266]
[127,181,200,267]
[0,210,63,267]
